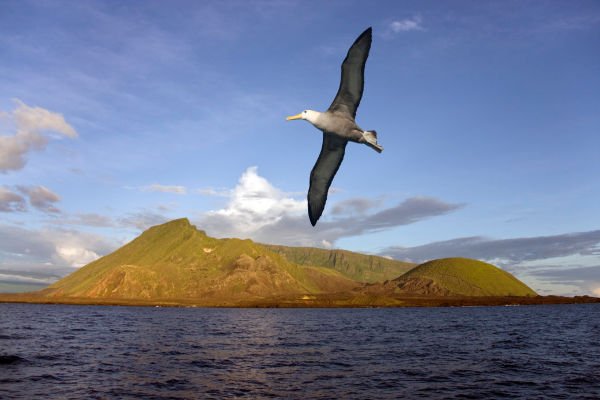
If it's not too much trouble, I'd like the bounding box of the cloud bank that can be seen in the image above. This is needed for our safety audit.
[198,167,462,247]
[382,231,600,265]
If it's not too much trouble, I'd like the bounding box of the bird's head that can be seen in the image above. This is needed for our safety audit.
[286,110,319,124]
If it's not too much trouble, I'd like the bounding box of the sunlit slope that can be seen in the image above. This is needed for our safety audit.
[47,219,358,300]
[392,257,537,296]
[264,245,415,283]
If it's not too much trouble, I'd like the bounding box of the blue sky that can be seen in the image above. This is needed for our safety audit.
[1,0,599,295]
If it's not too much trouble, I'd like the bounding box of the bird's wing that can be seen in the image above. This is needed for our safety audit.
[308,132,348,226]
[328,27,372,118]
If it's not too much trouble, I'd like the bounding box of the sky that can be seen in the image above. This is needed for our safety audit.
[1,0,599,295]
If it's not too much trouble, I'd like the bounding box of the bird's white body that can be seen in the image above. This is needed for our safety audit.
[298,109,382,151]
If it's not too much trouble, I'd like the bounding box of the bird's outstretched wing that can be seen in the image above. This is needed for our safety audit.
[328,27,372,118]
[308,133,348,226]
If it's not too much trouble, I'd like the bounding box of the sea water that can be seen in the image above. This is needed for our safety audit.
[1,303,599,399]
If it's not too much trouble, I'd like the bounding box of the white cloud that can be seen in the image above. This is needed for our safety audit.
[202,166,305,236]
[47,229,112,268]
[0,99,78,172]
[0,186,26,212]
[389,16,424,33]
[592,287,600,297]
[0,223,117,272]
[55,246,100,268]
[321,239,333,249]
[141,184,187,194]
[13,99,77,138]
[17,185,61,213]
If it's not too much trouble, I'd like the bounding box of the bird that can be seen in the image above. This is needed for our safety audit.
[286,27,382,226]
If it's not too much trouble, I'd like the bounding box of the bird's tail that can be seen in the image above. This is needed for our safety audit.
[363,130,383,153]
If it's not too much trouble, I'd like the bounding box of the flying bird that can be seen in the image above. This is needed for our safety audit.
[287,27,382,226]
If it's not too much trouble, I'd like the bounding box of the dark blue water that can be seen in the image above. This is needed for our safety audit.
[1,304,599,399]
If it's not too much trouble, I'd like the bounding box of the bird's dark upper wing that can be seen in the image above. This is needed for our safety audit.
[328,27,372,118]
[308,132,347,226]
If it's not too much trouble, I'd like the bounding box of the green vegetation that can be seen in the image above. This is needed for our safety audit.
[16,220,538,306]
[47,218,358,300]
[393,257,537,297]
[264,245,414,283]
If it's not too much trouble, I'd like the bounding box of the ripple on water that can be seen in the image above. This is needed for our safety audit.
[0,355,25,364]
[0,303,599,399]
[29,374,61,382]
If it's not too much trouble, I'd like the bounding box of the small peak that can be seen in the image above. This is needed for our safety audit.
[146,218,193,233]
[165,218,191,226]
[150,218,209,237]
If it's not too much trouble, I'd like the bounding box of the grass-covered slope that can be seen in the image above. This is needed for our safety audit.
[392,257,537,297]
[46,219,358,300]
[41,220,537,305]
[263,245,414,283]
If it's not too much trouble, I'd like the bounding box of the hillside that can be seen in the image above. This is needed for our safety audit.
[377,257,537,297]
[263,245,414,283]
[45,219,358,301]
[3,220,547,307]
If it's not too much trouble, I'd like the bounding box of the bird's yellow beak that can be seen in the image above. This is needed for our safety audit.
[286,113,302,121]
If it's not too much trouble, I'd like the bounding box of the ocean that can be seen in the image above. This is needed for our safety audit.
[1,303,599,399]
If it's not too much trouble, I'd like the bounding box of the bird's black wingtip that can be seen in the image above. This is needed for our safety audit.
[308,211,318,226]
[308,205,319,226]
[349,27,372,48]
[354,27,372,44]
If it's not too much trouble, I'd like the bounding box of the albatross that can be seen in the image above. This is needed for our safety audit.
[286,27,382,226]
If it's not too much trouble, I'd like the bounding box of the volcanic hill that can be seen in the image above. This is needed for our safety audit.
[365,257,537,297]
[42,218,411,303]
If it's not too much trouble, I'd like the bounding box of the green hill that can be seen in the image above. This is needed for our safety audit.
[32,220,538,306]
[389,257,537,297]
[46,219,358,301]
[263,245,415,283]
